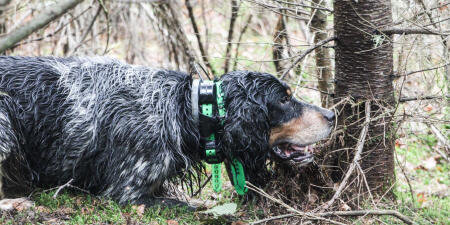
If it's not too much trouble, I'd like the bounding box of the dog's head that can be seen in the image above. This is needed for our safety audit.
[220,71,334,168]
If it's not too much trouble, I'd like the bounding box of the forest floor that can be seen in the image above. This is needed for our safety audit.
[0,132,448,224]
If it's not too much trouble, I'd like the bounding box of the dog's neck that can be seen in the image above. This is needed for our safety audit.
[190,79,248,195]
[190,79,225,164]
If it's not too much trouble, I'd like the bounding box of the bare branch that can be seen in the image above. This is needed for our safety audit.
[379,28,449,35]
[186,0,216,75]
[281,36,335,79]
[0,0,85,53]
[398,95,449,102]
[393,63,450,78]
[321,101,371,210]
[271,0,333,13]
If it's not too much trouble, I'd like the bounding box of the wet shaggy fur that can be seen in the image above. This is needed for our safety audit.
[0,56,305,206]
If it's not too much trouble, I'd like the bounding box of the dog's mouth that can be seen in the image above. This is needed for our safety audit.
[271,142,314,164]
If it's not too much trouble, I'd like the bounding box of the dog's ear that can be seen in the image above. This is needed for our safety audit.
[220,71,271,159]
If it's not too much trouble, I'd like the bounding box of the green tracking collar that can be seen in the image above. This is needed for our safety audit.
[191,79,248,195]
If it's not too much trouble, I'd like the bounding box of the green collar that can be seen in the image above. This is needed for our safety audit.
[191,79,248,195]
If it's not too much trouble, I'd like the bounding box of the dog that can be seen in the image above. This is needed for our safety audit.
[0,56,334,208]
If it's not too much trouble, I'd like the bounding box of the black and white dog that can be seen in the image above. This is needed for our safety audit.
[0,56,334,207]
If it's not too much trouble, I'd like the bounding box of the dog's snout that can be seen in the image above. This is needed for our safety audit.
[322,109,335,123]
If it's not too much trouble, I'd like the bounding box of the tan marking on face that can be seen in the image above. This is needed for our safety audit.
[286,88,292,97]
[269,108,332,146]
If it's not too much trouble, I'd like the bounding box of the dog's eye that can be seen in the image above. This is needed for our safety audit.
[280,96,290,104]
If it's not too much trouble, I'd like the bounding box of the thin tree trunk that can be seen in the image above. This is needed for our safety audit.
[0,0,12,34]
[311,0,333,108]
[333,0,395,197]
[142,2,198,73]
[272,14,286,76]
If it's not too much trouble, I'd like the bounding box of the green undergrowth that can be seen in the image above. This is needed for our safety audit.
[1,190,200,225]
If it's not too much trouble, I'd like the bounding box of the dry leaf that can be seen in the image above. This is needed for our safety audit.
[132,204,146,216]
[439,2,449,11]
[339,199,351,211]
[232,221,248,225]
[424,105,433,112]
[167,220,179,225]
[36,206,51,213]
[417,193,427,204]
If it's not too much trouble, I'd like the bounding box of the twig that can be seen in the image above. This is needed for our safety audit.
[185,0,216,75]
[321,101,371,210]
[271,0,333,13]
[398,95,449,102]
[393,63,450,78]
[281,36,335,79]
[223,0,240,73]
[191,175,212,197]
[53,179,74,198]
[0,0,84,53]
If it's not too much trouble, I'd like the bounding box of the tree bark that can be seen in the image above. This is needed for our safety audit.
[333,0,395,196]
[311,0,333,108]
[272,14,287,76]
[0,0,84,53]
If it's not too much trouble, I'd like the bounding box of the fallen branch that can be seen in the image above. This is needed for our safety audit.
[246,182,345,225]
[253,210,415,225]
[53,179,74,198]
[321,101,371,210]
[0,0,84,53]
[281,36,335,79]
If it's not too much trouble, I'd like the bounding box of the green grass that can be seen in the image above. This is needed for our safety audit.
[1,190,199,224]
[391,133,449,225]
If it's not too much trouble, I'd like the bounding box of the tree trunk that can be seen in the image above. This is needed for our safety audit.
[311,0,333,108]
[333,0,395,197]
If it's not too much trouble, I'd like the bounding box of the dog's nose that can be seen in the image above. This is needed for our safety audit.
[323,109,335,123]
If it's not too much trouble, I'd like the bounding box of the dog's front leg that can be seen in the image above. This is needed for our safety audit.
[135,195,196,211]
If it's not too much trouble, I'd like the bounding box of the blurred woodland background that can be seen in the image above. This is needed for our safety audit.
[0,0,448,224]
